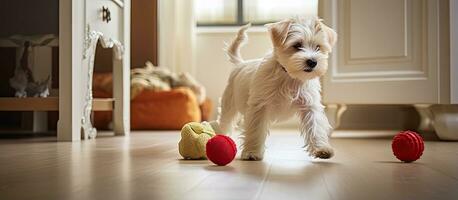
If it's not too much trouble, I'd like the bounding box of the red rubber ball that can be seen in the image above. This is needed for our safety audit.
[392,130,424,162]
[206,135,237,166]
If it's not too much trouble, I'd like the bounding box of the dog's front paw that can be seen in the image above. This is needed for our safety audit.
[310,146,334,159]
[241,150,264,161]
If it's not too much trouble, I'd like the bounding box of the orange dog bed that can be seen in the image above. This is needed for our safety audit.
[93,73,212,130]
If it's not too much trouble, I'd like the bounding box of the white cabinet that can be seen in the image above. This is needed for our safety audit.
[58,0,130,141]
[321,0,457,139]
[321,0,450,104]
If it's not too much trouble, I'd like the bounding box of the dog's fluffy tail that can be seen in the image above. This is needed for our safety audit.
[225,23,251,65]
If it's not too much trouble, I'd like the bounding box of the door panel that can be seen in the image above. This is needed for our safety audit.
[321,0,442,104]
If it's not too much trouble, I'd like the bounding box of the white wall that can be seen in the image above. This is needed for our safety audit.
[195,27,272,119]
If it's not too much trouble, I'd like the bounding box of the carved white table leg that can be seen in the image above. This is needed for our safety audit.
[325,104,347,130]
[430,105,458,140]
[81,30,98,140]
[413,104,434,132]
[82,29,126,139]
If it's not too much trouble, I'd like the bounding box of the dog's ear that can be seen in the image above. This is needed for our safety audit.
[265,19,293,48]
[316,19,337,50]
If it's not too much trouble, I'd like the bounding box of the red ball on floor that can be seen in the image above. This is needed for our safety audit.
[391,130,424,162]
[206,135,237,166]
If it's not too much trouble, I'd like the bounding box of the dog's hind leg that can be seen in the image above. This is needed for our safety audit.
[210,87,237,135]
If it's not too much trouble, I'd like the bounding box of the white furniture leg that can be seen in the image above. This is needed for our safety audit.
[57,0,85,141]
[325,104,347,130]
[113,0,131,136]
[80,30,100,140]
[83,30,130,137]
[82,29,128,138]
[113,57,130,136]
[430,105,458,140]
[413,104,434,132]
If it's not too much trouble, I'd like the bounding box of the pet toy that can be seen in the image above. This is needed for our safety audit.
[178,122,215,159]
[206,135,237,166]
[392,130,424,162]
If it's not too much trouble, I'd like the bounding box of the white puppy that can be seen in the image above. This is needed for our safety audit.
[211,17,337,160]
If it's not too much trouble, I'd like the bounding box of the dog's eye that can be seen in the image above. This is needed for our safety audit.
[293,42,302,50]
[315,45,321,51]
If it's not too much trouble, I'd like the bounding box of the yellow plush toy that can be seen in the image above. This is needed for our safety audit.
[178,122,215,159]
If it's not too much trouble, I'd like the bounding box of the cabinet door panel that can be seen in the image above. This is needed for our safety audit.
[349,0,407,60]
[321,0,441,104]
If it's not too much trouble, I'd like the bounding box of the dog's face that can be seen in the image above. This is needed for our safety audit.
[267,17,337,81]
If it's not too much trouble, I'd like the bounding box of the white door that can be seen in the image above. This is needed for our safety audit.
[320,0,449,104]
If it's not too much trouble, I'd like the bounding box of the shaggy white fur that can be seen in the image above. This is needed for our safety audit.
[211,17,337,160]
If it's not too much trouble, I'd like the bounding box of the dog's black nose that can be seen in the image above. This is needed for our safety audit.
[306,59,317,68]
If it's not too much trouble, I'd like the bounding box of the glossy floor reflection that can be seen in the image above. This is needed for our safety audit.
[0,130,457,200]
